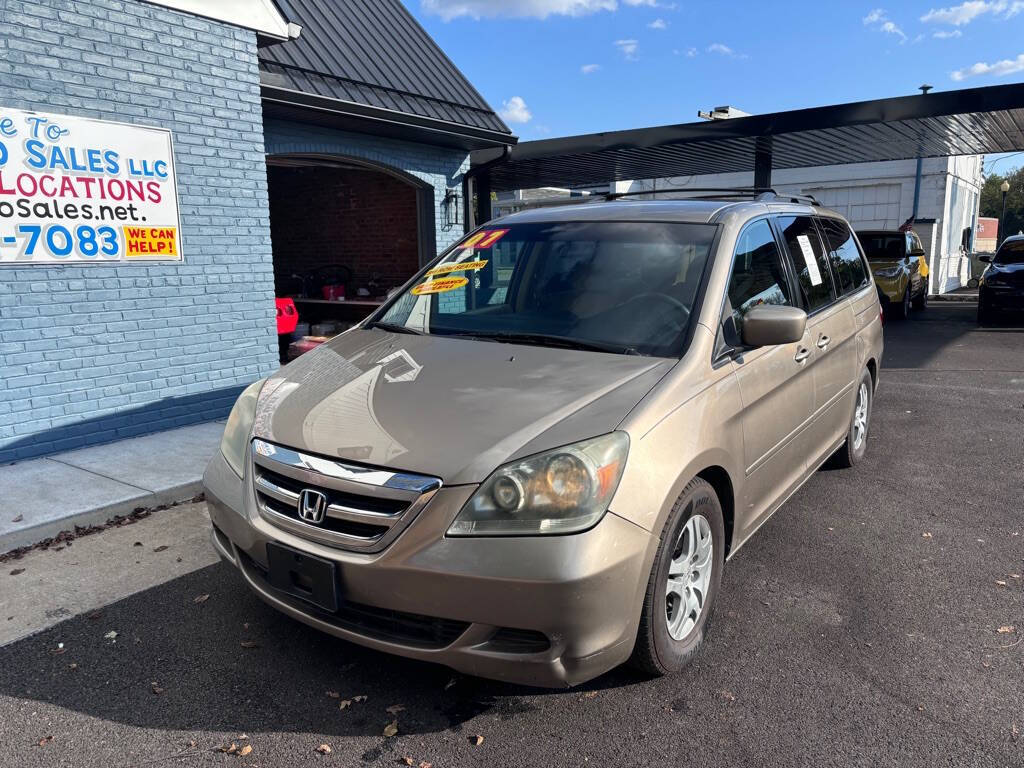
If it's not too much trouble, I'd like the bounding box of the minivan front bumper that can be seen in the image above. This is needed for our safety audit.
[203,448,654,688]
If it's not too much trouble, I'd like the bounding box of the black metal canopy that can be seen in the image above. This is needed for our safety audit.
[470,82,1024,193]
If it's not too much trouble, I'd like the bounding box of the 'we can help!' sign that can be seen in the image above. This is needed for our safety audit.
[0,107,182,265]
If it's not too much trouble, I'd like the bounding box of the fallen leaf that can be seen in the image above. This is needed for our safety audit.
[922,532,933,539]
[386,704,405,715]
[997,626,1016,634]
[153,545,169,553]
[470,734,484,746]
[400,757,415,766]
[238,745,253,756]
[1011,574,1021,579]
[12,515,23,523]
[721,690,736,702]
[68,663,77,670]
[35,735,53,747]
[240,641,259,649]
[9,568,25,576]
[353,695,368,703]
[193,594,210,604]
[383,721,399,738]
[419,762,433,768]
[326,690,340,699]
[996,580,1007,587]
[315,744,332,755]
[581,691,598,699]
[339,700,352,710]
[104,631,118,640]
[227,743,238,754]
[150,682,165,695]
[188,741,197,748]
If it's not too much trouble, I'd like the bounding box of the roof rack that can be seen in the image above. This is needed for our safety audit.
[603,186,820,206]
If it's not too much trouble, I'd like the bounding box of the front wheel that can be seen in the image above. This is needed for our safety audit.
[629,478,725,676]
[893,286,911,320]
[831,368,873,469]
[912,286,928,310]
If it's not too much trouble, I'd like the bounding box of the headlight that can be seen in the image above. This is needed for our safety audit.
[873,266,901,278]
[220,379,265,477]
[448,432,629,536]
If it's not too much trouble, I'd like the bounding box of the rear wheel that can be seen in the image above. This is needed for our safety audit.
[912,286,928,310]
[630,478,724,676]
[831,368,873,469]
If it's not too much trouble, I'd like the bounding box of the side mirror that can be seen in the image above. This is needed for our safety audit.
[978,254,993,263]
[742,305,807,348]
[910,248,925,257]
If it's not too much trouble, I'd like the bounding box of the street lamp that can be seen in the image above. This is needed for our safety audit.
[999,179,1010,247]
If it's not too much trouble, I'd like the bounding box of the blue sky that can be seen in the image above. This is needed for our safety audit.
[406,0,1024,173]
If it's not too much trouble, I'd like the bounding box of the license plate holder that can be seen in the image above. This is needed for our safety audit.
[266,542,339,613]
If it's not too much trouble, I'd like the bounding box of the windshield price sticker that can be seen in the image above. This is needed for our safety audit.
[411,276,468,295]
[458,229,508,249]
[426,259,488,277]
[0,107,182,265]
[797,235,823,286]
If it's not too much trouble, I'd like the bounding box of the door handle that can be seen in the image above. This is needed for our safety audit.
[794,346,811,363]
[816,334,831,350]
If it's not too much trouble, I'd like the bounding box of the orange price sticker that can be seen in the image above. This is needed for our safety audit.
[426,259,488,277]
[411,276,468,295]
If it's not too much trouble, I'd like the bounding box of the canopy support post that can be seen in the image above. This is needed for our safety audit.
[754,136,773,189]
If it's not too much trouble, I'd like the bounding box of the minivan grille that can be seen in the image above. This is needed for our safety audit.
[250,438,441,553]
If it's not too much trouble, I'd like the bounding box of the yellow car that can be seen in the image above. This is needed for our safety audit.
[856,229,929,320]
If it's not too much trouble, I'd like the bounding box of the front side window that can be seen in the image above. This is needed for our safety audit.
[994,239,1024,265]
[777,216,835,313]
[819,218,868,295]
[724,219,792,344]
[376,221,716,357]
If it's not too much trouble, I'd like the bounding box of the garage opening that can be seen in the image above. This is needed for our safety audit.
[266,154,436,362]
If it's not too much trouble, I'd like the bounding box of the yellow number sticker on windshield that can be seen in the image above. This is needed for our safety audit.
[411,276,469,295]
[426,259,488,277]
[458,229,508,249]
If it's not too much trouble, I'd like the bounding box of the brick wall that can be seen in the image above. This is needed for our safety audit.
[263,119,471,256]
[267,165,419,292]
[0,0,279,462]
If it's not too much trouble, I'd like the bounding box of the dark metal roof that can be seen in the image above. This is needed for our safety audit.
[471,83,1024,191]
[259,0,513,148]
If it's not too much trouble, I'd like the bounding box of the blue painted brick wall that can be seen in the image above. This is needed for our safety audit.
[0,0,279,463]
[263,119,471,255]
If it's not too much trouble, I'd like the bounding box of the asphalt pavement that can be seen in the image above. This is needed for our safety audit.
[1,304,1021,768]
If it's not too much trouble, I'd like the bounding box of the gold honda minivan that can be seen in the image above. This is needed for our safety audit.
[204,193,883,687]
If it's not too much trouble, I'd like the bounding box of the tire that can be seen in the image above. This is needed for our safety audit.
[629,478,725,676]
[831,368,873,469]
[977,300,993,326]
[912,286,928,310]
[893,286,911,320]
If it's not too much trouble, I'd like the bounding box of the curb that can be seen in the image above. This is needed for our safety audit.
[1,480,203,555]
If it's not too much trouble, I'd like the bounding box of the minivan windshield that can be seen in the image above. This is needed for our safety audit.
[994,239,1024,264]
[373,221,716,357]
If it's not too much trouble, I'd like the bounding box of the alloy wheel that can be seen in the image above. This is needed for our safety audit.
[852,382,869,451]
[666,513,713,640]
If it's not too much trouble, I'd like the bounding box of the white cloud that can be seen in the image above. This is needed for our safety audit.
[499,96,532,123]
[862,7,887,23]
[581,63,601,74]
[881,20,908,40]
[614,38,639,59]
[648,17,668,28]
[623,0,659,5]
[933,28,963,36]
[422,0,616,20]
[707,42,733,55]
[950,52,1024,80]
[920,0,1024,26]
[686,46,697,57]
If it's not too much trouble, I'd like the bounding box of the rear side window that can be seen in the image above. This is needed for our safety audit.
[819,218,868,295]
[725,219,792,344]
[777,216,835,313]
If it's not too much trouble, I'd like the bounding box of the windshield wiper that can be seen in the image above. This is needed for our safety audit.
[369,321,424,335]
[452,331,641,355]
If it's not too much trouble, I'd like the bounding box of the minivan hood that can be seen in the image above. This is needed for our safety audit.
[252,330,673,484]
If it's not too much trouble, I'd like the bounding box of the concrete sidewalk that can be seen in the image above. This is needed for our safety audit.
[1,421,223,552]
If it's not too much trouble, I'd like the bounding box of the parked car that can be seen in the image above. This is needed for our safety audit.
[204,193,883,687]
[977,234,1024,324]
[856,229,929,320]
